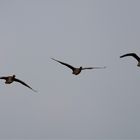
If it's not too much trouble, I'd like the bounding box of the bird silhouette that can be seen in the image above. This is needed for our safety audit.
[51,58,106,75]
[120,53,140,67]
[0,75,37,92]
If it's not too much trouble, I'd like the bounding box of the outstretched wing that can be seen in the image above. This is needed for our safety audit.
[120,53,140,62]
[0,76,7,80]
[82,66,106,70]
[51,58,75,71]
[14,78,37,92]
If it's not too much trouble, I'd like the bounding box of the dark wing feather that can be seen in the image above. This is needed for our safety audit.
[0,76,7,80]
[51,58,75,71]
[120,53,140,62]
[82,66,106,70]
[14,78,37,92]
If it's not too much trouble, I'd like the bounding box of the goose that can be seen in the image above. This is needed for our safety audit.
[120,53,140,67]
[51,58,106,75]
[0,75,37,92]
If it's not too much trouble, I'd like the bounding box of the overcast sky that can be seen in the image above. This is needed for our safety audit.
[0,0,140,139]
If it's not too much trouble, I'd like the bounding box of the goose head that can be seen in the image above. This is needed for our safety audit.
[79,66,82,70]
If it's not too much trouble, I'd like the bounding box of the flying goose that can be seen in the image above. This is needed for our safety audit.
[51,58,106,75]
[120,53,140,67]
[0,75,37,92]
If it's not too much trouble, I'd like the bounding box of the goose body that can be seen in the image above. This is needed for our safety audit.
[72,67,82,75]
[4,75,15,84]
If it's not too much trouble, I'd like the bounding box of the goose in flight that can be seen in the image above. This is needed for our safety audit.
[120,53,140,67]
[51,58,106,75]
[0,75,37,92]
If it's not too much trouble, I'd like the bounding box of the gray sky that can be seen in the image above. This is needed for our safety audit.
[0,0,140,139]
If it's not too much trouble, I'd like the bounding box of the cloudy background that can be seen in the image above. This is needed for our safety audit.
[0,0,140,139]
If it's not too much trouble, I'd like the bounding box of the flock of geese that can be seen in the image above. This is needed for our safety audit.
[0,52,139,93]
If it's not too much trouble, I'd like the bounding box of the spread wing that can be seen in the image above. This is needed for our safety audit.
[0,76,7,80]
[51,58,75,71]
[120,53,140,62]
[82,66,106,70]
[14,78,37,92]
